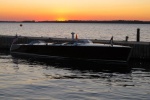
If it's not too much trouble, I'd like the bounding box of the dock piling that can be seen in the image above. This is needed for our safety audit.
[137,28,140,42]
[125,36,129,42]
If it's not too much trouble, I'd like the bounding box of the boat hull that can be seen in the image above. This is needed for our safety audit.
[11,45,132,63]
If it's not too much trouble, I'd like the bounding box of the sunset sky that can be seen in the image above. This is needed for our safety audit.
[0,0,150,21]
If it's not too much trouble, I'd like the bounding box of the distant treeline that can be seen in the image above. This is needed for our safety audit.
[1,20,150,24]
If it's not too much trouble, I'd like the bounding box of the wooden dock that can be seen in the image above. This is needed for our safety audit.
[93,39,150,60]
[0,35,150,60]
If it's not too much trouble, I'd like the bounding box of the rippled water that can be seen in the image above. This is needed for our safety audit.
[0,51,150,100]
[0,23,150,99]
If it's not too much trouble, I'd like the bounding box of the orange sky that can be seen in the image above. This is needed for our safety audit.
[0,0,150,21]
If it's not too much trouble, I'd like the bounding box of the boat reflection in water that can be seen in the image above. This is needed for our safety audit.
[10,34,132,72]
[129,59,150,72]
[11,56,132,74]
[11,52,150,78]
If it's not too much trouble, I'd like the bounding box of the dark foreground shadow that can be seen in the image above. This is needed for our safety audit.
[129,59,150,72]
[0,50,10,55]
[1,50,149,74]
[10,53,132,74]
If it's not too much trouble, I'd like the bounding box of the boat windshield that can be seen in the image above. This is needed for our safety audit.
[61,39,93,46]
[29,40,46,45]
[75,39,93,44]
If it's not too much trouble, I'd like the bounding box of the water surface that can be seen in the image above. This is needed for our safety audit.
[0,51,150,100]
[0,23,150,100]
[0,23,150,41]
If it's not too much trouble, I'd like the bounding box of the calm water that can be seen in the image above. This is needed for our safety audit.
[0,23,150,41]
[0,23,150,100]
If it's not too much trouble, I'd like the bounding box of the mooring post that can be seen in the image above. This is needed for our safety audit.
[125,36,129,42]
[71,32,75,40]
[137,28,140,42]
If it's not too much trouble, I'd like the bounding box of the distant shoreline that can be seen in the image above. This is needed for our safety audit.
[0,20,150,24]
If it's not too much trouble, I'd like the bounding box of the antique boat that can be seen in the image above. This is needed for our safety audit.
[10,38,132,64]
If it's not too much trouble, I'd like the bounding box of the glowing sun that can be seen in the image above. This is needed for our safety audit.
[56,18,67,21]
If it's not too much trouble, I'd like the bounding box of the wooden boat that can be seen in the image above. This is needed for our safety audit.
[10,38,132,64]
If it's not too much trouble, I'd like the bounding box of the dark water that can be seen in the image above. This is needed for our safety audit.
[0,51,150,100]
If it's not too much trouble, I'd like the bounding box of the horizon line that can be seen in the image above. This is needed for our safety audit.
[0,20,150,24]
